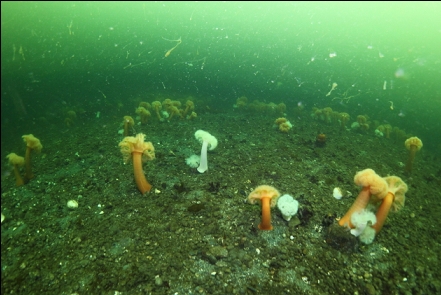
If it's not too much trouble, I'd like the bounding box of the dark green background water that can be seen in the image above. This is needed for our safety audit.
[1,1,440,150]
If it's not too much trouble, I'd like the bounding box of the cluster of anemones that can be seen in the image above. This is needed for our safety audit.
[120,99,197,136]
[310,107,353,130]
[134,99,197,123]
[338,169,408,244]
[161,98,196,121]
[6,134,43,186]
[234,96,286,115]
[274,117,292,132]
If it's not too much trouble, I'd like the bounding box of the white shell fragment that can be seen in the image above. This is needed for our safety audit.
[333,187,343,200]
[67,200,79,209]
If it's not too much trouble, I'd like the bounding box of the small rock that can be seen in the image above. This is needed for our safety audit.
[209,246,228,259]
[154,275,163,286]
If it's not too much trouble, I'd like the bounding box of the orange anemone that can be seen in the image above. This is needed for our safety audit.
[22,134,42,181]
[6,153,25,186]
[248,185,280,230]
[123,116,134,137]
[404,137,423,173]
[339,169,388,228]
[371,176,407,234]
[119,133,155,194]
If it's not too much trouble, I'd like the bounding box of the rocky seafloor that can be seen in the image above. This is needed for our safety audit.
[1,104,440,295]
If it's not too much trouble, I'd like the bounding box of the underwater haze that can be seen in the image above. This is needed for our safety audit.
[1,2,441,147]
[1,2,441,295]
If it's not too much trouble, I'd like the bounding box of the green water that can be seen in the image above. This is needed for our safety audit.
[2,2,440,150]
